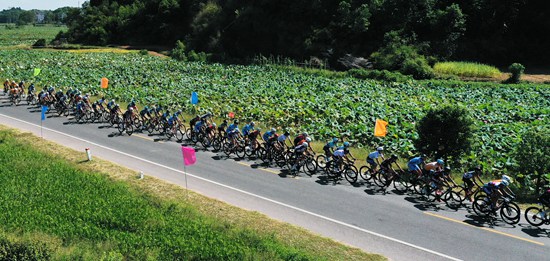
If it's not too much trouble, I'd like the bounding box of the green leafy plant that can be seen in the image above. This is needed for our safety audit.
[414,105,474,161]
[506,63,525,83]
[513,127,550,196]
[171,40,187,61]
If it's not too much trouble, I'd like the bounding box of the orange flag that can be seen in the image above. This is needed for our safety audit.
[374,119,388,137]
[101,77,109,89]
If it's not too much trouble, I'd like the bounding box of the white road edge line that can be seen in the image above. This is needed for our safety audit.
[0,113,462,261]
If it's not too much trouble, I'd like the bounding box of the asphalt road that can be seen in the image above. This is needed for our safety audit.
[1,95,548,261]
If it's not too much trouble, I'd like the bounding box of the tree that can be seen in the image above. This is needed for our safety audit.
[414,105,474,161]
[514,127,550,196]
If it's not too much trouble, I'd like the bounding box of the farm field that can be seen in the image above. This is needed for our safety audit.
[0,24,65,47]
[1,49,549,173]
[0,126,380,260]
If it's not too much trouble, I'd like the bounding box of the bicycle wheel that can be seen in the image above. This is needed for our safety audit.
[524,206,545,227]
[393,171,412,193]
[175,127,185,142]
[443,190,462,210]
[500,202,521,225]
[126,124,134,136]
[223,142,233,156]
[275,151,289,168]
[316,155,327,169]
[235,142,246,159]
[305,156,317,175]
[472,195,491,216]
[359,166,373,181]
[212,136,222,151]
[117,122,125,134]
[344,165,358,184]
[372,170,388,188]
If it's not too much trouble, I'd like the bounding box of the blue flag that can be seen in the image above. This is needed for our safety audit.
[41,105,47,121]
[191,92,199,105]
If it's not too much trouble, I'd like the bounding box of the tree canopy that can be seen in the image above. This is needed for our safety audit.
[56,0,550,66]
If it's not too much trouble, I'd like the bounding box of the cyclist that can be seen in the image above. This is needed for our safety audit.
[367,147,385,171]
[482,176,513,212]
[379,154,401,187]
[538,188,550,208]
[28,83,35,95]
[323,138,339,160]
[139,106,151,121]
[262,128,277,148]
[408,155,425,178]
[333,141,356,172]
[218,119,228,136]
[293,132,308,146]
[462,166,484,201]
[278,131,291,148]
[291,141,309,171]
[190,114,200,130]
[226,120,240,145]
[242,121,255,136]
[425,159,444,173]
[107,99,116,110]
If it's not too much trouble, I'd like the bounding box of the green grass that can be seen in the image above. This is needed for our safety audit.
[0,24,66,47]
[0,127,383,260]
[433,61,502,78]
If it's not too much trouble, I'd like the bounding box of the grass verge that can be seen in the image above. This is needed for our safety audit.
[434,62,502,78]
[0,125,384,260]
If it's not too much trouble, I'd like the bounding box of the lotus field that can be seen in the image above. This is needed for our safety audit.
[1,49,548,171]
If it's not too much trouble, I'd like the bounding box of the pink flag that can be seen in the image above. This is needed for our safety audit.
[228,112,235,118]
[181,146,196,166]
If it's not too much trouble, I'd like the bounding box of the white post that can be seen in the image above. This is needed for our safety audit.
[85,148,92,161]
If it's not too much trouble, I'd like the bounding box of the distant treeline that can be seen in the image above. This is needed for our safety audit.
[59,0,549,66]
[0,7,76,25]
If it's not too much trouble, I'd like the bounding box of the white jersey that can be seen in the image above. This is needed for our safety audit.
[278,134,288,142]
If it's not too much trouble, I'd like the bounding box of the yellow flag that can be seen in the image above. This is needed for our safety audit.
[101,77,109,89]
[374,119,388,137]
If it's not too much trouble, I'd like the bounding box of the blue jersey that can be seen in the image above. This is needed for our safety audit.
[263,130,275,141]
[368,151,381,160]
[325,141,337,148]
[226,123,238,133]
[168,116,176,125]
[194,121,204,132]
[242,124,254,136]
[408,157,423,166]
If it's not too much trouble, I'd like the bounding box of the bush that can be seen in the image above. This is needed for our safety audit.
[0,237,51,260]
[506,63,525,83]
[513,127,550,197]
[171,40,187,61]
[139,49,148,55]
[401,57,435,80]
[370,32,435,80]
[187,50,209,62]
[347,68,412,82]
[414,105,474,161]
[32,39,46,47]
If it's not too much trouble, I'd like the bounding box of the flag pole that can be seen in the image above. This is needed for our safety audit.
[184,163,189,200]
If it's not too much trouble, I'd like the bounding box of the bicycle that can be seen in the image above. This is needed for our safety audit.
[473,194,520,225]
[525,204,550,227]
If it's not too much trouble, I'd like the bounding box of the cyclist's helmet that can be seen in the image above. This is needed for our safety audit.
[250,121,255,126]
[234,120,239,124]
[302,132,308,136]
[444,166,451,172]
[332,137,339,142]
[377,146,384,151]
[144,105,148,110]
[502,175,511,183]
[474,165,482,171]
[391,154,398,159]
[306,137,312,142]
[223,119,228,124]
[437,159,444,165]
[501,179,510,186]
[115,103,119,107]
[271,128,276,132]
[343,141,350,147]
[302,142,308,148]
[284,131,290,136]
[129,107,134,111]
